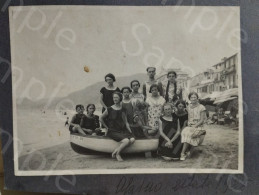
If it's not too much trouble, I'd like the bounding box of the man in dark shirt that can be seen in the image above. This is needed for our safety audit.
[69,104,87,135]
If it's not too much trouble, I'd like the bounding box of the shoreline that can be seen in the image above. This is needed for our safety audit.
[18,124,239,171]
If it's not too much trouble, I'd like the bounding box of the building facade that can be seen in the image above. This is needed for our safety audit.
[189,53,239,98]
[212,53,238,91]
[156,53,239,101]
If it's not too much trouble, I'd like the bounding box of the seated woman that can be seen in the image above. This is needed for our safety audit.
[158,103,182,160]
[80,104,103,136]
[173,100,188,129]
[69,104,87,135]
[180,92,207,161]
[100,92,135,162]
[173,100,192,155]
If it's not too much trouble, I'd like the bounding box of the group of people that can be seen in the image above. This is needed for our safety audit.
[69,67,207,162]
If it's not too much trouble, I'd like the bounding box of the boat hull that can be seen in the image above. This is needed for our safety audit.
[70,133,159,153]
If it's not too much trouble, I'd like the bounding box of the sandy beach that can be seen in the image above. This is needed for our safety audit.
[18,124,239,171]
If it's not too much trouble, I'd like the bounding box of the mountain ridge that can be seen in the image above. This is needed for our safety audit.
[17,73,147,110]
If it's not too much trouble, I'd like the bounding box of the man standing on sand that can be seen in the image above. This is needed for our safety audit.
[142,67,164,99]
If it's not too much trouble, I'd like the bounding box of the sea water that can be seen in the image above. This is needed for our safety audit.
[16,108,102,156]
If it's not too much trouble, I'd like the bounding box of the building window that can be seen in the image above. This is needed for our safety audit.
[202,86,207,93]
[211,84,214,92]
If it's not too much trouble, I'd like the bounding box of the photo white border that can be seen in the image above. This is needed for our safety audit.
[9,5,244,176]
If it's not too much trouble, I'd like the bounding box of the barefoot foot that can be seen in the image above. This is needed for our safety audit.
[116,154,124,162]
[112,149,117,158]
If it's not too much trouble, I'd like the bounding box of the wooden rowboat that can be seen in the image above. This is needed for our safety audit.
[70,133,159,154]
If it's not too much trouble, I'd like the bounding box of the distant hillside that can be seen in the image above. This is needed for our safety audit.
[65,72,146,107]
[17,73,147,110]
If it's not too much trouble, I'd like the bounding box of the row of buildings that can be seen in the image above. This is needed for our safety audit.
[158,53,239,101]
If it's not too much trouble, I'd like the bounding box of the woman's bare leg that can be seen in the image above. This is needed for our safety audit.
[115,138,130,161]
[180,142,189,160]
[181,142,189,155]
[112,138,134,159]
[112,148,118,158]
[129,138,135,144]
[73,126,87,135]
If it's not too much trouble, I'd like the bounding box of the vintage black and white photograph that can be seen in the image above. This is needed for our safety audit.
[10,6,243,175]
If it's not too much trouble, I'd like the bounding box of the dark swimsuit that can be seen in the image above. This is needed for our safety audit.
[106,107,134,142]
[100,87,120,112]
[158,115,182,158]
[80,115,100,134]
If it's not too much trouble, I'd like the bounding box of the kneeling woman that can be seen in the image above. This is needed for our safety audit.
[158,103,182,160]
[100,92,135,161]
[180,92,206,161]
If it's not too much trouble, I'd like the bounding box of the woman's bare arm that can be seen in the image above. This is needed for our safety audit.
[122,112,132,133]
[100,110,109,129]
[158,120,171,142]
[170,119,181,143]
[182,120,188,130]
[194,111,206,128]
[99,93,107,109]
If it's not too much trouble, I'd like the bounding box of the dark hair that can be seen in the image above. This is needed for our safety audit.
[167,71,177,78]
[135,101,147,110]
[146,67,156,72]
[165,81,177,102]
[112,91,123,102]
[149,84,160,93]
[104,73,116,82]
[175,100,186,108]
[130,80,140,88]
[188,92,199,100]
[121,87,132,93]
[76,104,84,110]
[86,104,96,113]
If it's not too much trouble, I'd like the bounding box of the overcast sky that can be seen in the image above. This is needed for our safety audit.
[10,6,240,99]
